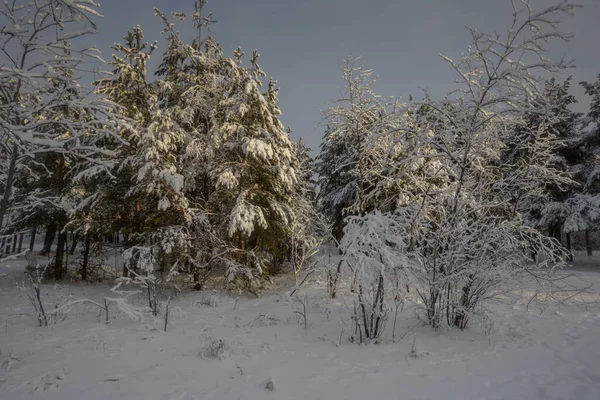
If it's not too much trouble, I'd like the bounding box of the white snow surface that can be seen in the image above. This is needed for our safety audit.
[1,253,600,400]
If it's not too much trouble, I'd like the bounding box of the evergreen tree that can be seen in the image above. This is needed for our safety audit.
[88,2,307,289]
[576,74,600,254]
[509,78,593,257]
[84,26,158,251]
[91,23,192,280]
[580,75,600,194]
[316,59,389,240]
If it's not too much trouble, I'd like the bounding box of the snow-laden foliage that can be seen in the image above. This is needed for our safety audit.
[0,0,125,279]
[316,59,398,240]
[228,192,268,238]
[117,246,162,316]
[509,77,595,247]
[340,211,418,342]
[579,76,600,215]
[75,3,311,290]
[153,8,303,283]
[288,140,327,282]
[328,0,583,331]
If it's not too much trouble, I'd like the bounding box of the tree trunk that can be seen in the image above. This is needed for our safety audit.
[12,231,17,253]
[29,226,36,251]
[548,223,562,245]
[18,232,23,252]
[193,254,206,291]
[81,236,91,281]
[54,228,67,280]
[122,233,129,278]
[0,143,18,232]
[69,231,77,255]
[566,232,573,262]
[586,229,592,257]
[554,223,562,245]
[40,223,57,256]
[3,232,11,255]
[193,270,201,291]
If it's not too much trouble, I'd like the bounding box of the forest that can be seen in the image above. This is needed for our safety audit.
[1,1,600,399]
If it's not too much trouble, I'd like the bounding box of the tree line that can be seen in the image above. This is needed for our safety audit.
[1,0,597,334]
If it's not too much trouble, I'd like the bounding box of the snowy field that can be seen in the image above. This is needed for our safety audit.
[1,253,600,400]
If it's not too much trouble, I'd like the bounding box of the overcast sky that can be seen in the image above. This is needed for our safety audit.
[90,0,600,153]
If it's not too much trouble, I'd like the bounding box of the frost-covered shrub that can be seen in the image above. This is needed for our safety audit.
[331,1,583,333]
[195,291,220,308]
[120,246,161,316]
[255,313,279,327]
[201,337,231,360]
[340,211,418,343]
[265,375,275,391]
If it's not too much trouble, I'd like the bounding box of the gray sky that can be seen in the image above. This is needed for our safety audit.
[91,0,600,153]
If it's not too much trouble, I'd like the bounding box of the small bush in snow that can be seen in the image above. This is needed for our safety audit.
[265,375,275,391]
[194,291,220,308]
[19,263,50,326]
[201,337,231,360]
[340,211,417,343]
[253,313,279,327]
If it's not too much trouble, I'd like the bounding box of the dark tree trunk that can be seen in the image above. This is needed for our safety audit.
[122,233,129,278]
[548,223,563,261]
[69,231,77,255]
[554,223,562,245]
[18,232,23,252]
[193,254,206,291]
[12,231,17,253]
[29,226,37,251]
[193,270,201,291]
[0,143,18,232]
[41,223,57,256]
[54,228,67,280]
[548,223,562,244]
[586,229,592,257]
[566,232,573,262]
[81,236,91,281]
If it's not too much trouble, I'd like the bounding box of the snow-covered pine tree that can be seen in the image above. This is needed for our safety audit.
[316,58,396,240]
[578,75,600,253]
[93,2,307,289]
[214,54,301,281]
[581,75,600,140]
[506,78,593,259]
[150,6,231,288]
[80,25,157,256]
[91,22,193,285]
[152,3,305,284]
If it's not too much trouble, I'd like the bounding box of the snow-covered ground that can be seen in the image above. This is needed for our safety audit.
[1,252,600,400]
